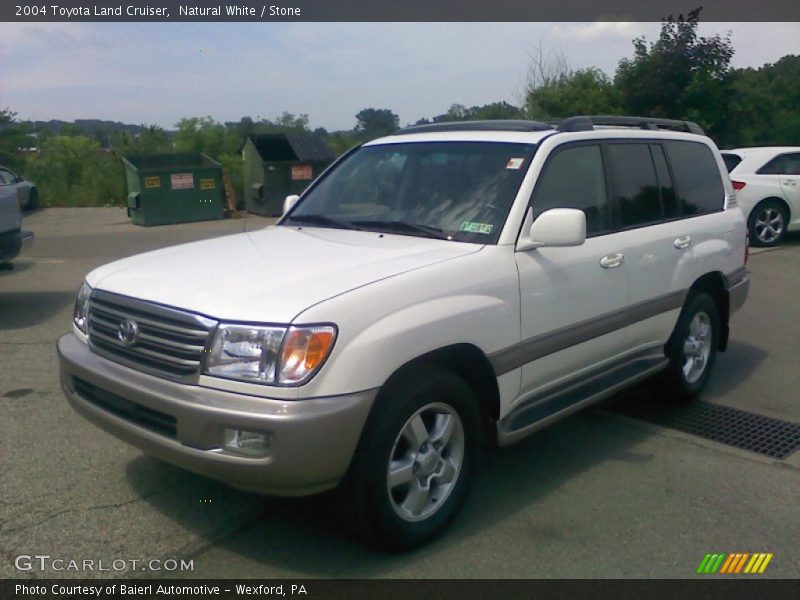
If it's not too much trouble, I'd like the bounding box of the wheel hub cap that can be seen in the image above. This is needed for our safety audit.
[386,402,465,522]
[682,312,712,384]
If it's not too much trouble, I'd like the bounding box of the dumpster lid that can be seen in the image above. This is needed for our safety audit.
[242,133,335,163]
[122,153,220,172]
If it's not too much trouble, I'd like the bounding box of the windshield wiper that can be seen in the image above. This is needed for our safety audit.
[284,214,361,231]
[352,220,450,240]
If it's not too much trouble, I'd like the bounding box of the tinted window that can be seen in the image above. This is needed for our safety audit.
[0,170,10,184]
[757,153,800,175]
[721,153,742,173]
[531,145,608,235]
[286,141,537,244]
[665,141,725,216]
[651,144,679,219]
[607,143,662,228]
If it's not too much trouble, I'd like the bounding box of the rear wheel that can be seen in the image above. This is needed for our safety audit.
[661,293,719,401]
[748,199,788,247]
[344,364,479,550]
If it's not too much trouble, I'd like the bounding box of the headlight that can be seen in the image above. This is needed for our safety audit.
[204,323,336,386]
[73,282,92,334]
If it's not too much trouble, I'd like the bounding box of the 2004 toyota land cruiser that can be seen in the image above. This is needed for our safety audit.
[59,116,749,549]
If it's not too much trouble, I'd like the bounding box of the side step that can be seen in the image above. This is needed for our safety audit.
[498,352,668,446]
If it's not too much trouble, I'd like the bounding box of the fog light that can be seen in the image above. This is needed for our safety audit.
[223,428,273,457]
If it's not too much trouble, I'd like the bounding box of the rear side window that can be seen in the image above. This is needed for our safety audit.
[531,144,608,235]
[665,141,725,216]
[651,144,680,219]
[721,153,742,173]
[606,143,662,228]
[756,153,800,175]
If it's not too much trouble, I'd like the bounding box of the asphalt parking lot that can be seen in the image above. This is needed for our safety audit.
[2,208,799,579]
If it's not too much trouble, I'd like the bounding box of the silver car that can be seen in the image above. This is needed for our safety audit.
[0,165,34,265]
[0,164,38,210]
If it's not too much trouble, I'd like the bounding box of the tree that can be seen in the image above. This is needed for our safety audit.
[354,108,399,138]
[615,8,734,141]
[24,135,125,207]
[728,55,800,146]
[429,101,523,123]
[0,108,31,170]
[525,68,621,120]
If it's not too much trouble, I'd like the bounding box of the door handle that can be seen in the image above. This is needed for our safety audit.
[600,253,624,268]
[674,235,693,249]
[783,180,796,186]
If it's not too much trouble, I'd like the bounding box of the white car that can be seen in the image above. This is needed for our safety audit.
[721,147,800,246]
[59,116,749,549]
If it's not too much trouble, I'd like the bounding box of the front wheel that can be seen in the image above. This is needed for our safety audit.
[661,293,719,401]
[344,364,479,550]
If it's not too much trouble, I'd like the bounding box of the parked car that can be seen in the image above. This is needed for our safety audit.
[720,147,800,247]
[0,166,34,267]
[0,165,38,211]
[58,116,748,549]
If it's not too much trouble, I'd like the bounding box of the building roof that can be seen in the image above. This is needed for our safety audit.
[244,133,335,163]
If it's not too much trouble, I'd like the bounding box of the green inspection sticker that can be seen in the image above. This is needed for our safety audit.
[459,221,494,234]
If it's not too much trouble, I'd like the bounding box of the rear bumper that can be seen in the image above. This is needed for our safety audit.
[0,229,33,261]
[58,333,377,496]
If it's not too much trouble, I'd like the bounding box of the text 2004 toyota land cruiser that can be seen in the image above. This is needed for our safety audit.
[59,116,749,549]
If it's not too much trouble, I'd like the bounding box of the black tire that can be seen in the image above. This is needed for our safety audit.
[748,199,788,247]
[661,293,720,401]
[26,189,38,211]
[343,363,480,551]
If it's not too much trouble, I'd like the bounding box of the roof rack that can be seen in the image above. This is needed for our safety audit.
[555,115,705,136]
[394,120,553,135]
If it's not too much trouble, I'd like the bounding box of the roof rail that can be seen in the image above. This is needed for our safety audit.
[555,115,705,136]
[395,120,553,135]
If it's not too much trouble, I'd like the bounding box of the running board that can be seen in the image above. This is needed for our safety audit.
[498,353,668,446]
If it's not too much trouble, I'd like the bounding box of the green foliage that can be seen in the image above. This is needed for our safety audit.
[615,8,734,141]
[355,108,400,138]
[0,109,32,171]
[419,102,524,124]
[24,135,125,207]
[728,55,800,146]
[525,68,621,120]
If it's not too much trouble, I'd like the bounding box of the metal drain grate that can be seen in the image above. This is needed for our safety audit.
[607,398,800,459]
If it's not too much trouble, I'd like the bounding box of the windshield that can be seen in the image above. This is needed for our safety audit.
[282,141,537,244]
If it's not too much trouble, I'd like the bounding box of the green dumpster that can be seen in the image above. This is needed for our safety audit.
[122,153,225,227]
[240,133,335,217]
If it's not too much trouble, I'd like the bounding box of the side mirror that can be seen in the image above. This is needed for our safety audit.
[283,194,300,216]
[516,207,586,252]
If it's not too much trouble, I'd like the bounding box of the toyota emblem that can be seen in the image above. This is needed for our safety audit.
[117,319,140,346]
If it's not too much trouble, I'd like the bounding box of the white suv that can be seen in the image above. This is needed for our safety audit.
[721,147,800,246]
[59,116,749,549]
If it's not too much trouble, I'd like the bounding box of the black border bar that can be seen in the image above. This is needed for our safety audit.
[3,579,800,600]
[3,1,800,22]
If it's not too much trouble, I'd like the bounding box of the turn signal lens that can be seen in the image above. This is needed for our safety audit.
[279,325,337,385]
[732,180,746,191]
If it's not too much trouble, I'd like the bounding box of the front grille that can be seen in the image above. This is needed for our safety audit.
[87,290,217,381]
[73,377,177,438]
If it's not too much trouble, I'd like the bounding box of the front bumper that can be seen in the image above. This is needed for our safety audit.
[58,333,376,496]
[0,229,33,261]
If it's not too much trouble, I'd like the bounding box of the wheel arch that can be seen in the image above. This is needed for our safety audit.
[748,196,791,222]
[687,272,729,351]
[369,343,501,447]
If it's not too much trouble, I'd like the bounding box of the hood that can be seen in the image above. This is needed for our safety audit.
[87,225,482,323]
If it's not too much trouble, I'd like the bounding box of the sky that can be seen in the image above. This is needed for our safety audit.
[1,22,798,131]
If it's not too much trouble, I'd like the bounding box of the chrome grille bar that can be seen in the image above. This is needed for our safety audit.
[87,290,217,382]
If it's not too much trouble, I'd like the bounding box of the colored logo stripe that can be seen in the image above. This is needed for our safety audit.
[699,552,773,574]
